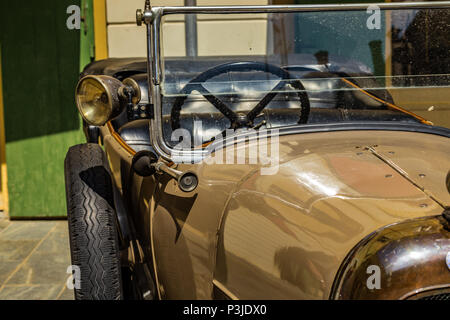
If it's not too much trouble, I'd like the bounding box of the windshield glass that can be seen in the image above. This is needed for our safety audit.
[159,7,450,148]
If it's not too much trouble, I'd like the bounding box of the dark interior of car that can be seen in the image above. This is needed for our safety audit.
[82,57,421,152]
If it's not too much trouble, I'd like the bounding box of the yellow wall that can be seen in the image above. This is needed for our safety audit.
[94,0,108,60]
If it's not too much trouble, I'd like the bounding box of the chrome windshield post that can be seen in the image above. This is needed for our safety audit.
[137,1,173,161]
[138,2,208,163]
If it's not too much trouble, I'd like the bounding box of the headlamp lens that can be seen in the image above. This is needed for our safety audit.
[76,78,111,126]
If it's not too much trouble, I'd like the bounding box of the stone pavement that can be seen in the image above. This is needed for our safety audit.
[0,213,74,300]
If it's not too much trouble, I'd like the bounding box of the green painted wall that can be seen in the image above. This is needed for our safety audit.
[80,0,95,73]
[0,0,94,217]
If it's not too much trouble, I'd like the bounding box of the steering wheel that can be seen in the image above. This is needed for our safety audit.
[171,61,310,131]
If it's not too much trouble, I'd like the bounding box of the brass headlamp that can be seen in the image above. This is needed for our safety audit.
[75,75,125,126]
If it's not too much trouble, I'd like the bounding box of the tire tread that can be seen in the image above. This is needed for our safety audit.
[64,143,122,300]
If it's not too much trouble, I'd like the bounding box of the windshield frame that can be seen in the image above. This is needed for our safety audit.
[143,1,450,162]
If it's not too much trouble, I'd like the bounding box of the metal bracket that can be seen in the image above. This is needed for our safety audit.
[154,162,199,193]
[137,0,154,26]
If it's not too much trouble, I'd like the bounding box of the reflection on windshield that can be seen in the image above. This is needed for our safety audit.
[159,8,450,146]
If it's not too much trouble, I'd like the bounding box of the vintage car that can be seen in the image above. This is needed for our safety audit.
[64,1,450,300]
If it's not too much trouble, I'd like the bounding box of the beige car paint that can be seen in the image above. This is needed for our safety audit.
[213,131,448,299]
[100,122,449,299]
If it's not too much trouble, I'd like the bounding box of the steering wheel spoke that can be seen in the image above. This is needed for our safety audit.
[171,61,311,131]
[246,79,287,122]
[195,84,239,123]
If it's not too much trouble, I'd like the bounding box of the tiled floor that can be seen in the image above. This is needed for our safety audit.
[0,213,74,300]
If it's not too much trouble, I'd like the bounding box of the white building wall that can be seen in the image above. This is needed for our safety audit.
[106,0,269,57]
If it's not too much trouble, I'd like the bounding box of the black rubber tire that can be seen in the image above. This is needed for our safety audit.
[64,143,123,300]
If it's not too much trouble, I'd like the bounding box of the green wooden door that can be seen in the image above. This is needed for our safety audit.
[0,0,87,217]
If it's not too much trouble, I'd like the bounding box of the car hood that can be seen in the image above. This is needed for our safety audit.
[238,129,450,208]
[215,130,449,299]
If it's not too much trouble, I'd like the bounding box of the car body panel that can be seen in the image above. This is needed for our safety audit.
[373,144,450,206]
[213,130,448,299]
[101,121,449,299]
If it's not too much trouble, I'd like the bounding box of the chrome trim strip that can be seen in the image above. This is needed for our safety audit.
[400,285,450,300]
[156,1,450,15]
[212,279,239,300]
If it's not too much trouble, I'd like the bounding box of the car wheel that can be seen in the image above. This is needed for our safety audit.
[64,143,123,300]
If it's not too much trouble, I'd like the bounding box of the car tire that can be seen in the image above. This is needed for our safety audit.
[64,143,123,300]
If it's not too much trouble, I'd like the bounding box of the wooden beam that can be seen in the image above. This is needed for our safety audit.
[93,0,108,60]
